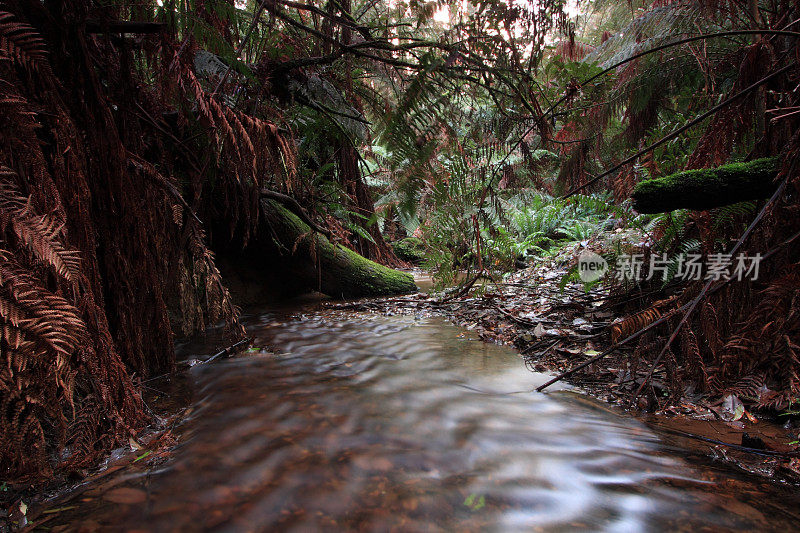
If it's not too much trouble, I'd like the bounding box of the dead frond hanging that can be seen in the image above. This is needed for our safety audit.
[0,11,49,73]
[0,170,90,475]
[718,264,800,401]
[611,296,679,343]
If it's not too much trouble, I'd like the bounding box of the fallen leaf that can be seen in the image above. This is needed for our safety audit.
[720,394,745,421]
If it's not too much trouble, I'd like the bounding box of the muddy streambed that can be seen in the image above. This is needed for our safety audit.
[36,305,800,531]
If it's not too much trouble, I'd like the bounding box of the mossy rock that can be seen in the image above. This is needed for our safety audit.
[631,157,779,213]
[393,237,427,264]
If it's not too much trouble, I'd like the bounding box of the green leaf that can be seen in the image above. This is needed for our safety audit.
[133,450,152,463]
[474,495,486,510]
[347,223,377,245]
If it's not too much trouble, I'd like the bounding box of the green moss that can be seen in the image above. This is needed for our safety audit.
[325,242,417,294]
[631,157,779,213]
[263,199,417,298]
[393,237,427,264]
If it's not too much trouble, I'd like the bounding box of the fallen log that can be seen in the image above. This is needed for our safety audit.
[261,199,417,298]
[631,157,779,213]
[261,189,332,239]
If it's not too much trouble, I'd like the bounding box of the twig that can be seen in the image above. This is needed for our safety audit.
[548,30,800,129]
[522,337,560,355]
[536,304,685,392]
[211,4,267,97]
[438,272,493,303]
[539,165,793,394]
[493,303,537,327]
[651,424,800,458]
[140,337,253,384]
[203,337,253,365]
[480,29,800,195]
[563,63,793,198]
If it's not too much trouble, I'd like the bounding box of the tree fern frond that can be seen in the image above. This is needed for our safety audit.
[0,257,87,356]
[0,168,81,285]
[585,2,714,68]
[712,201,756,231]
[0,11,50,73]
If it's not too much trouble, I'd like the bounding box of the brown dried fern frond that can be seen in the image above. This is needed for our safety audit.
[0,257,87,356]
[181,67,217,135]
[186,220,245,339]
[123,153,244,339]
[720,374,766,400]
[681,326,709,391]
[699,299,724,357]
[0,11,50,73]
[0,162,93,476]
[611,295,678,343]
[717,264,800,397]
[612,164,636,203]
[0,167,81,286]
[226,108,256,164]
[0,252,86,474]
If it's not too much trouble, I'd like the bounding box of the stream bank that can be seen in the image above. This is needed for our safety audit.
[337,266,800,484]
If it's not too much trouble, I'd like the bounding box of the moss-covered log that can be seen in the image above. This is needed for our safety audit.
[261,199,417,298]
[631,157,779,213]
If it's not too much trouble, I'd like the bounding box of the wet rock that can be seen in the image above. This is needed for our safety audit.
[741,433,766,450]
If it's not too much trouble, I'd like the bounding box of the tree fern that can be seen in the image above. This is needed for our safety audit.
[0,11,50,74]
[0,169,81,287]
[712,201,756,232]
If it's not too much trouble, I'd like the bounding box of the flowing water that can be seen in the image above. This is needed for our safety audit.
[46,304,800,531]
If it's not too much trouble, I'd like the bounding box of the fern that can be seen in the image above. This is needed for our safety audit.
[0,178,89,474]
[584,2,725,69]
[557,220,596,241]
[0,169,81,286]
[0,11,50,73]
[712,201,756,232]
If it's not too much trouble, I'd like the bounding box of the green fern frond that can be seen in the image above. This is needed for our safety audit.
[712,201,756,232]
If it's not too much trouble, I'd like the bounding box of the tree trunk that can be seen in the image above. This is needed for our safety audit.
[631,157,778,213]
[261,199,417,298]
[333,0,403,267]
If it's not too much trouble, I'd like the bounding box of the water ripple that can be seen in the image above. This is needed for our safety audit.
[69,312,800,531]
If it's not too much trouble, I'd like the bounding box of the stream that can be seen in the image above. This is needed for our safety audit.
[44,302,800,531]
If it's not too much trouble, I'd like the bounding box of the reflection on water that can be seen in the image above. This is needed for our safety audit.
[49,311,800,531]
